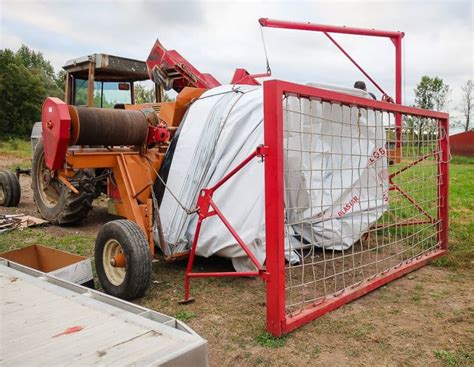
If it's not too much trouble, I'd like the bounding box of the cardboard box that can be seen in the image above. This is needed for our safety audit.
[0,245,94,288]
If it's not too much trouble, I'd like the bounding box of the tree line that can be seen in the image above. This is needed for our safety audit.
[0,45,472,139]
[0,45,65,137]
[0,45,164,139]
[414,76,472,133]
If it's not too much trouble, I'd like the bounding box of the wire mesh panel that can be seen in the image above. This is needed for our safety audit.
[263,80,449,336]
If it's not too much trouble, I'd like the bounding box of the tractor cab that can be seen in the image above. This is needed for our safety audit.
[31,53,163,152]
[62,53,163,107]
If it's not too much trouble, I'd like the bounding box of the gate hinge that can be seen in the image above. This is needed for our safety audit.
[256,145,269,161]
[259,269,270,281]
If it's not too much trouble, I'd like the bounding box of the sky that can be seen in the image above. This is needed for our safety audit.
[1,0,473,128]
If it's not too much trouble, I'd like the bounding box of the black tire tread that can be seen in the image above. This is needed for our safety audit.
[55,191,92,225]
[95,220,152,300]
[32,140,92,225]
[4,171,21,206]
[0,170,21,207]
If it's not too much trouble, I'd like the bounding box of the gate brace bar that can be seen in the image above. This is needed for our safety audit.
[181,145,269,303]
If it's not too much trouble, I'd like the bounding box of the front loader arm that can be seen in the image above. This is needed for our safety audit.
[146,39,221,93]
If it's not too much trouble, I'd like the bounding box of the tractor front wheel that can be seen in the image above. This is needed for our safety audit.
[95,220,152,300]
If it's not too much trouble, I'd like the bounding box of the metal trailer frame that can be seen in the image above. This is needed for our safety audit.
[1,259,208,366]
[263,80,449,336]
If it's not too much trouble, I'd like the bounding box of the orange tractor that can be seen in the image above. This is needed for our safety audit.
[30,41,237,299]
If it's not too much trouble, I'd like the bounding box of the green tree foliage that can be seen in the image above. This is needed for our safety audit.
[412,76,449,152]
[134,84,155,104]
[54,70,67,94]
[134,84,174,104]
[414,75,449,111]
[163,92,174,102]
[0,45,64,138]
[16,45,54,78]
[73,79,104,107]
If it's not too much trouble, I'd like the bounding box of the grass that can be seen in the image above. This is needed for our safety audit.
[432,155,474,269]
[175,309,197,322]
[434,349,474,367]
[451,155,474,165]
[366,153,474,274]
[0,228,95,257]
[0,140,472,365]
[0,138,32,160]
[375,153,474,270]
[255,332,288,348]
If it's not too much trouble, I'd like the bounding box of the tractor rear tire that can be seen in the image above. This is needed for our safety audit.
[95,220,152,300]
[0,170,21,207]
[31,140,92,225]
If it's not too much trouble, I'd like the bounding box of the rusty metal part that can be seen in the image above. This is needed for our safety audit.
[110,253,127,268]
[87,62,95,107]
[68,105,80,145]
[146,39,220,92]
[164,251,191,262]
[57,175,80,194]
[69,107,156,146]
[41,168,52,188]
[64,148,165,255]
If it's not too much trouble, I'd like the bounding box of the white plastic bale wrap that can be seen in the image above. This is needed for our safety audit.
[160,83,388,272]
[160,85,266,272]
[284,83,389,252]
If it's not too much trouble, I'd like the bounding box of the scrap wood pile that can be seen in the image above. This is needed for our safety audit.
[0,214,48,234]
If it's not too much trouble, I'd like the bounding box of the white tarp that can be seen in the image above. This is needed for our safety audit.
[160,83,388,271]
[284,83,389,252]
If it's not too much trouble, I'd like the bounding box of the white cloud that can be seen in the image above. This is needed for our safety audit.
[1,0,472,111]
[0,33,23,49]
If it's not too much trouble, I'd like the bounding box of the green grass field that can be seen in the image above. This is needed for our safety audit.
[0,140,472,366]
[1,140,471,270]
[0,138,32,159]
[437,155,474,268]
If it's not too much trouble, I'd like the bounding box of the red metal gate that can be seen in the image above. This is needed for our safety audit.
[263,80,449,336]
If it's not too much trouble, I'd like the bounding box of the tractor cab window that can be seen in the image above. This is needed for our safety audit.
[73,79,132,107]
[100,82,132,107]
[73,79,91,106]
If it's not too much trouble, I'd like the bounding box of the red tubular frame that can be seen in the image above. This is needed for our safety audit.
[438,118,449,250]
[259,18,405,155]
[259,18,404,101]
[182,146,269,302]
[263,80,449,336]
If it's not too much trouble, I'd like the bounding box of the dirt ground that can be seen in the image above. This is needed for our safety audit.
[1,158,473,366]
